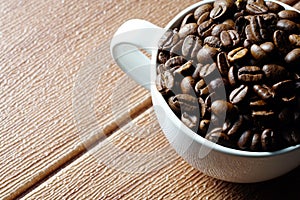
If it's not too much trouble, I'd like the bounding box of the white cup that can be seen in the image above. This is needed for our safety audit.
[110,0,300,183]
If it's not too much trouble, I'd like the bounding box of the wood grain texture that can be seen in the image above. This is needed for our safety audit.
[24,108,300,199]
[22,108,257,200]
[0,0,167,198]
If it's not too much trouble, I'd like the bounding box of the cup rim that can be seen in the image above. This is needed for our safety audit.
[153,0,300,158]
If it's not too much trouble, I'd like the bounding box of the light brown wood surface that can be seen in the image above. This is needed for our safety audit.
[0,0,299,199]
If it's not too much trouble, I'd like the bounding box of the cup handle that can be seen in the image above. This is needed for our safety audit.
[110,19,166,90]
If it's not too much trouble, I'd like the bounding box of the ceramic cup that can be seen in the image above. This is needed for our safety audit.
[110,0,300,183]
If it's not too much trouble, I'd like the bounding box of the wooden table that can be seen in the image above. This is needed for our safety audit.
[0,0,299,199]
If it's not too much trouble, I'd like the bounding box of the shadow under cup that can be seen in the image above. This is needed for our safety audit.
[150,0,300,183]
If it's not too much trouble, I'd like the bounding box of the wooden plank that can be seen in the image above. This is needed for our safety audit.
[23,108,300,199]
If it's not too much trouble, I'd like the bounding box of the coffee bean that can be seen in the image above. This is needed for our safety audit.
[227,115,245,136]
[182,35,203,58]
[250,44,267,60]
[230,85,249,104]
[158,30,180,50]
[197,45,219,64]
[278,10,300,23]
[178,23,198,38]
[181,112,198,130]
[266,1,284,13]
[272,80,296,103]
[194,4,213,21]
[278,108,294,125]
[250,133,261,151]
[173,60,194,76]
[198,119,210,136]
[197,12,211,25]
[211,24,233,36]
[228,47,248,62]
[261,129,278,151]
[216,52,230,77]
[170,39,184,57]
[238,130,253,150]
[253,85,273,100]
[249,99,268,110]
[158,51,169,64]
[211,100,235,117]
[156,70,174,91]
[220,30,240,48]
[262,64,289,84]
[289,34,300,47]
[228,66,237,86]
[277,19,299,33]
[195,79,209,96]
[181,76,196,94]
[246,1,268,15]
[204,36,222,48]
[205,127,233,147]
[165,56,186,69]
[200,63,218,81]
[181,13,196,28]
[282,129,300,146]
[169,94,199,114]
[210,0,235,20]
[273,30,290,54]
[260,42,275,53]
[285,48,300,64]
[198,19,214,38]
[238,66,264,83]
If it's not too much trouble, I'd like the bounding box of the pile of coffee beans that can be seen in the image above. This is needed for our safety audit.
[156,0,300,151]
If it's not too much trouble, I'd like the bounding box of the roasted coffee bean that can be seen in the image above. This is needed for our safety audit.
[182,35,203,58]
[173,60,194,76]
[249,99,268,110]
[168,94,198,114]
[220,30,240,48]
[261,129,278,151]
[158,30,180,50]
[199,63,218,82]
[228,66,237,86]
[178,23,198,38]
[282,129,300,146]
[180,76,196,94]
[285,48,300,64]
[211,100,235,117]
[253,85,273,100]
[217,52,230,76]
[211,24,234,36]
[156,0,300,152]
[181,112,198,130]
[195,79,209,96]
[272,80,296,103]
[205,128,232,147]
[266,1,284,13]
[289,34,300,47]
[204,36,222,48]
[228,47,248,62]
[198,19,214,38]
[165,56,186,69]
[198,119,210,136]
[158,51,169,64]
[194,4,213,21]
[156,70,174,91]
[246,1,268,15]
[278,10,300,23]
[197,12,211,25]
[210,0,235,20]
[238,130,253,150]
[277,19,299,33]
[262,64,289,84]
[208,78,229,98]
[273,30,290,54]
[197,45,219,64]
[238,66,263,83]
[227,115,245,136]
[230,85,249,104]
[250,44,267,60]
[181,13,196,28]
